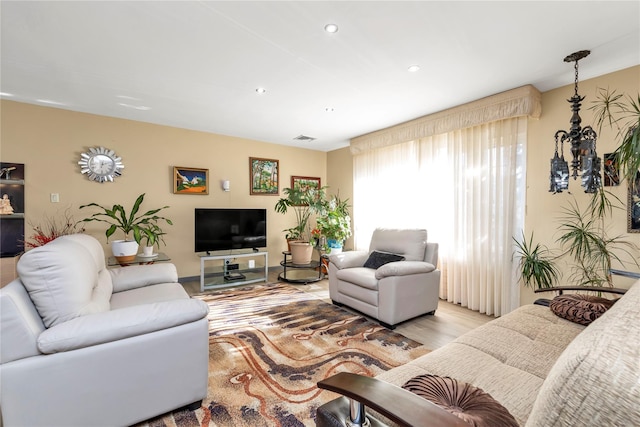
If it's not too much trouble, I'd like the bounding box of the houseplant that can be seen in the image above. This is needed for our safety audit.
[556,191,638,287]
[513,232,559,290]
[590,88,640,190]
[79,193,172,262]
[274,185,327,264]
[24,208,85,248]
[316,194,352,254]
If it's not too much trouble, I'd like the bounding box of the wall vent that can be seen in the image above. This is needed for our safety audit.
[293,134,316,142]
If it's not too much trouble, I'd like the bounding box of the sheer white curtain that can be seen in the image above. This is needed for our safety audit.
[353,117,527,316]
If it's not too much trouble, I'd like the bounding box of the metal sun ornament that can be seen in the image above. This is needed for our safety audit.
[549,50,602,194]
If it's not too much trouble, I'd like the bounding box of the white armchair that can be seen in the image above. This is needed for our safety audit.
[0,234,210,426]
[328,228,440,329]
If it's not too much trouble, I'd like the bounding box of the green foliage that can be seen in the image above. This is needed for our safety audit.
[590,88,640,191]
[79,193,172,247]
[316,194,352,250]
[274,185,327,241]
[513,232,559,289]
[557,190,638,287]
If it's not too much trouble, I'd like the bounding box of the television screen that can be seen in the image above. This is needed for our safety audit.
[195,208,266,253]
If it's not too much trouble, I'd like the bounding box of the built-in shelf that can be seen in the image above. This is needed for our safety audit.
[0,162,25,258]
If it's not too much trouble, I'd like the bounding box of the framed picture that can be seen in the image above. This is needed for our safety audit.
[628,171,640,233]
[603,153,620,186]
[249,157,279,195]
[291,176,321,192]
[173,167,209,194]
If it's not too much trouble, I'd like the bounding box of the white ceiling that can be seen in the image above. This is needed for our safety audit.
[1,1,639,152]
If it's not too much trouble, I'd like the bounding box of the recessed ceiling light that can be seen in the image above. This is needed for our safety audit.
[256,87,266,94]
[324,23,339,33]
[407,65,420,72]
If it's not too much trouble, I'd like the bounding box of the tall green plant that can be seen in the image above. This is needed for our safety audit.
[590,88,640,190]
[513,232,559,289]
[274,185,327,241]
[557,189,638,287]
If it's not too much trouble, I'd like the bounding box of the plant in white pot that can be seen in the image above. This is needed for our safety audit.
[316,194,351,254]
[140,222,167,257]
[275,185,327,265]
[79,193,172,263]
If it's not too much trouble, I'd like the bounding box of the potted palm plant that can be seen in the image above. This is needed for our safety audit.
[590,88,640,191]
[79,193,172,263]
[316,194,351,254]
[275,185,327,264]
[513,231,559,290]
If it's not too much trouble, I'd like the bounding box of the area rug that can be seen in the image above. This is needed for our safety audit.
[141,283,429,427]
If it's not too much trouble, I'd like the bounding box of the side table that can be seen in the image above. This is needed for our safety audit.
[278,251,324,284]
[108,252,171,267]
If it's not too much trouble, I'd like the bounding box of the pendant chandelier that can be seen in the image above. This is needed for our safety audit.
[549,50,601,194]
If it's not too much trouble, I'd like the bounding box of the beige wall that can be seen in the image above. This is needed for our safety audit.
[0,101,326,279]
[523,65,640,304]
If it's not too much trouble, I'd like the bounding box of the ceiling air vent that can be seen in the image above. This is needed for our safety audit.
[293,135,316,142]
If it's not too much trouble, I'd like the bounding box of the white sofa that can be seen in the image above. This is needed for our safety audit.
[328,228,440,328]
[0,234,210,427]
[318,280,640,426]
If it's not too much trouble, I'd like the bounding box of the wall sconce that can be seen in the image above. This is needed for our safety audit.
[222,180,230,192]
[549,50,601,194]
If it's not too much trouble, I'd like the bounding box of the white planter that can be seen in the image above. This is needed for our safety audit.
[142,245,154,256]
[111,240,139,263]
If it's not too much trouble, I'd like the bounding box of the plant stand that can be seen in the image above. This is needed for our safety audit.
[278,251,323,284]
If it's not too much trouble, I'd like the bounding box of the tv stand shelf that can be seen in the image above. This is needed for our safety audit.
[199,251,268,292]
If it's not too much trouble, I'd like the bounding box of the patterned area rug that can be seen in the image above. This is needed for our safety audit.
[142,283,429,426]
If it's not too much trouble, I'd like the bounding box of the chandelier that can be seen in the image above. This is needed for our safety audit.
[549,50,601,194]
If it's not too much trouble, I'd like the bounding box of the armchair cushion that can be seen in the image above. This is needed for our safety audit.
[402,374,518,427]
[363,251,405,269]
[16,235,112,328]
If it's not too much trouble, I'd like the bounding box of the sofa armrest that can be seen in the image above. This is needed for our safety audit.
[109,263,179,292]
[375,261,435,279]
[317,373,468,427]
[37,298,209,354]
[329,251,369,269]
[533,286,627,295]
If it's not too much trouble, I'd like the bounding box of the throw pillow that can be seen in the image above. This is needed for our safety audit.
[363,250,405,269]
[402,374,518,427]
[549,294,616,326]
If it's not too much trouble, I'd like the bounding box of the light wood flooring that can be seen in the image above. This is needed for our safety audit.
[181,271,492,350]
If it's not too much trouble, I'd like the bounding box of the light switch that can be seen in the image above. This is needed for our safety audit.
[50,193,60,203]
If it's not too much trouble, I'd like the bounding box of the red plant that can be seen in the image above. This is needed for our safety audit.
[24,209,85,248]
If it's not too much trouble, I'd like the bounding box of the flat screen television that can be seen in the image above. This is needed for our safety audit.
[195,208,267,253]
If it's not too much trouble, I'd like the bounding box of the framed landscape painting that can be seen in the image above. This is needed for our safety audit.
[291,176,321,192]
[250,157,279,195]
[173,167,209,194]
